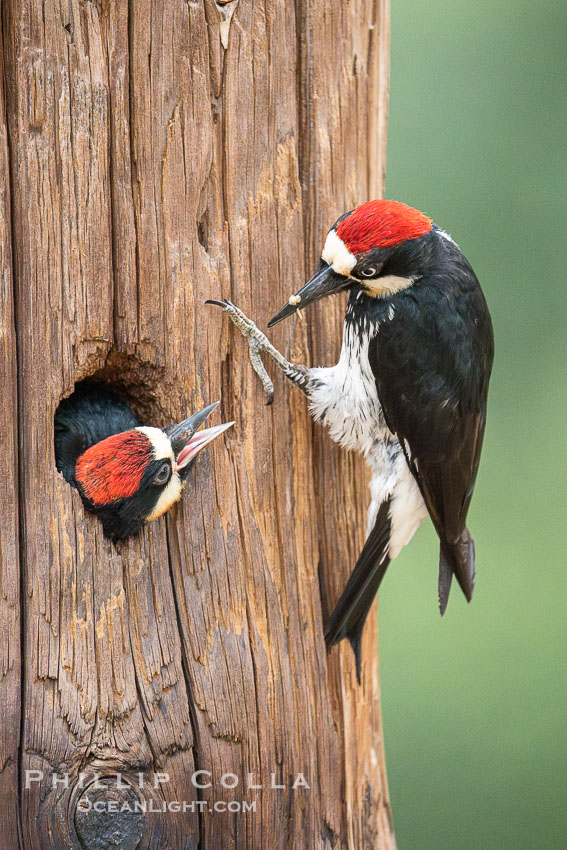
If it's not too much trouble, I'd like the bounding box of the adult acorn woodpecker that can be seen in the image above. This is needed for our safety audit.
[208,200,494,679]
[55,383,233,541]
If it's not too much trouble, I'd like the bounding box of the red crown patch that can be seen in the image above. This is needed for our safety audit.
[75,430,152,505]
[336,200,433,254]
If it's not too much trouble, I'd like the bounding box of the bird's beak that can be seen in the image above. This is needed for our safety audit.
[164,403,234,472]
[268,263,349,327]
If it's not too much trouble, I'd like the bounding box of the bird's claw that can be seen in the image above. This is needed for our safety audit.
[206,298,275,404]
[248,337,275,405]
[206,298,265,341]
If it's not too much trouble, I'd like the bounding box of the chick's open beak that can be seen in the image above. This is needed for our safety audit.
[268,263,349,327]
[164,402,234,471]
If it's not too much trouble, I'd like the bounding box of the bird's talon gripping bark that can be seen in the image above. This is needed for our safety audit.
[206,298,265,345]
[248,338,275,404]
[206,298,313,398]
[206,298,276,402]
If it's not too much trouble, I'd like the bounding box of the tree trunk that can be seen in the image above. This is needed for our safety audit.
[0,1,394,848]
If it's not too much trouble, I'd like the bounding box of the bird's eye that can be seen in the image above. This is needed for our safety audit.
[153,462,171,486]
[361,267,377,278]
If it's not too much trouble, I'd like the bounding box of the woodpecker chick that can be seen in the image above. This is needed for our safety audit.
[55,384,233,541]
[209,200,493,681]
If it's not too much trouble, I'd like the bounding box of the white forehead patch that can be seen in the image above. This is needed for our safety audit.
[321,229,357,276]
[136,426,184,522]
[136,426,174,461]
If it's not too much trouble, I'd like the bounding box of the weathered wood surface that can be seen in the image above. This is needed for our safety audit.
[0,18,21,849]
[0,1,394,847]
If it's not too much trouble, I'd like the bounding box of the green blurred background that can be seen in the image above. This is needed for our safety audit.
[381,1,567,848]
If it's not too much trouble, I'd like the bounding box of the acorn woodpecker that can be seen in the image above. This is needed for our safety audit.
[208,200,494,679]
[55,383,233,541]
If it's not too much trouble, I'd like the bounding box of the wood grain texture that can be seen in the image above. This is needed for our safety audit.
[0,18,21,850]
[0,1,395,847]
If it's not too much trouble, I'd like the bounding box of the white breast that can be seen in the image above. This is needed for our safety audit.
[307,322,427,556]
[308,322,390,456]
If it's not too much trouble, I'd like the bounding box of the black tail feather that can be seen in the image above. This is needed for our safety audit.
[438,555,453,615]
[324,500,391,684]
[348,624,365,686]
[438,528,476,614]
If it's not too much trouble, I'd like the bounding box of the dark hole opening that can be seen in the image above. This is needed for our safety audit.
[197,210,209,252]
[53,352,172,483]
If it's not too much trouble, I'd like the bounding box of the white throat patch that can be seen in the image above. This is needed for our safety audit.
[321,229,357,276]
[362,275,416,298]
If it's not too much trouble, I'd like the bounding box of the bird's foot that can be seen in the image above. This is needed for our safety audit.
[206,299,312,402]
[206,299,280,404]
[206,299,271,349]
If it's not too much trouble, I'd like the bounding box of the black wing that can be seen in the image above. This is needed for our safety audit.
[368,267,493,610]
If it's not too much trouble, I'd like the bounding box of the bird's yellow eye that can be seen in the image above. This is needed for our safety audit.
[153,462,171,486]
[361,267,377,277]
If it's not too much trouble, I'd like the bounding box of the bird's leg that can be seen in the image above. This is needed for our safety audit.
[206,299,314,405]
